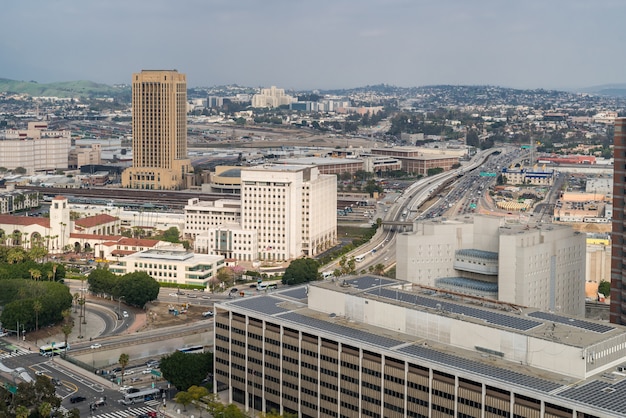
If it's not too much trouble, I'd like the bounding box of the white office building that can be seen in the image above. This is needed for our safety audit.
[184,198,242,239]
[396,215,586,316]
[108,247,224,289]
[241,165,337,261]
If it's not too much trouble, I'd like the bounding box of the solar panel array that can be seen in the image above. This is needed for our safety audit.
[527,311,615,334]
[365,288,542,332]
[557,378,626,415]
[343,275,395,290]
[280,312,404,349]
[230,295,289,316]
[279,286,308,301]
[398,344,562,393]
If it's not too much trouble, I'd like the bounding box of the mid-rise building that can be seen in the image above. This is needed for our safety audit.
[251,86,295,108]
[214,276,626,417]
[241,165,336,261]
[184,198,242,239]
[396,215,586,316]
[611,117,626,324]
[0,122,71,174]
[122,70,192,190]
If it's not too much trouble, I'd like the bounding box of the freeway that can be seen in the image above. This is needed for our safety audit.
[322,147,514,274]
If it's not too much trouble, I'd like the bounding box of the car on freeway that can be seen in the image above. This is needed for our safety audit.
[142,368,153,374]
[90,343,102,349]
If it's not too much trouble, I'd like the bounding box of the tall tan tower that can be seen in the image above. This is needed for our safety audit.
[122,70,191,190]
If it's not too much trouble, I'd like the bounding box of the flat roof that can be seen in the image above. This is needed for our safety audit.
[218,276,626,417]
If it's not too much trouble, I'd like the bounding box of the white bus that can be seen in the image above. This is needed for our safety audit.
[39,342,69,356]
[257,280,279,291]
[120,388,160,405]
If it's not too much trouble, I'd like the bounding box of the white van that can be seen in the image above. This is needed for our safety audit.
[322,271,333,279]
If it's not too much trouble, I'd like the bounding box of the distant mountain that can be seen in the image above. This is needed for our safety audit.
[0,78,129,99]
[577,84,626,98]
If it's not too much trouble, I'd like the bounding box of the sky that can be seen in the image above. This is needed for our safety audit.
[1,0,624,91]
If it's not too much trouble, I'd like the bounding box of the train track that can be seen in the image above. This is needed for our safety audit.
[16,186,238,210]
[19,185,359,211]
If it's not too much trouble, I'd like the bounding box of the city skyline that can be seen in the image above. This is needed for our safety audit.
[2,0,625,91]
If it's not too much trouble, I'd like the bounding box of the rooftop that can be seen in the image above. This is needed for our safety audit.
[218,276,626,417]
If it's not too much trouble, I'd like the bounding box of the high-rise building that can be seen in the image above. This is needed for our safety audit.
[611,117,626,324]
[122,70,191,190]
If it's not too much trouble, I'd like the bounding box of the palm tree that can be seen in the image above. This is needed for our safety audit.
[73,293,80,313]
[118,353,130,385]
[61,309,73,348]
[373,263,386,276]
[33,300,42,331]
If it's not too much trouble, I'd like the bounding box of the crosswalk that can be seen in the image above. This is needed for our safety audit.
[92,404,157,418]
[0,347,32,360]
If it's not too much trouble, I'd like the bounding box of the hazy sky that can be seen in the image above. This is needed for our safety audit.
[1,0,624,90]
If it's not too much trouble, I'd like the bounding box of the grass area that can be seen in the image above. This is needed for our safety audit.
[338,225,371,239]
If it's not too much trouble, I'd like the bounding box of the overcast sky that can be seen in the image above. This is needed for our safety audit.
[1,0,624,91]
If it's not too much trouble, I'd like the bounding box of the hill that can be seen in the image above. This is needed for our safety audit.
[0,78,129,99]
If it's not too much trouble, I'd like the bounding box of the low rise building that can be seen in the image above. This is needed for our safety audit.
[108,247,224,288]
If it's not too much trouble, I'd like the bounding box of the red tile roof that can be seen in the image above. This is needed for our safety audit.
[69,233,122,241]
[0,215,49,228]
[74,214,118,228]
[116,237,161,247]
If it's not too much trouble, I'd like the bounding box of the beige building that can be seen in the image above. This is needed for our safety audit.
[396,215,586,316]
[122,70,191,190]
[251,86,295,108]
[69,143,101,169]
[0,122,71,173]
[215,276,626,417]
[241,165,337,261]
[370,147,460,175]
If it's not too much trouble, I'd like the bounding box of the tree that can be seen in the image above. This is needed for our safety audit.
[373,263,386,276]
[174,390,194,411]
[281,258,320,285]
[216,267,234,290]
[188,385,209,417]
[599,280,610,298]
[33,300,42,331]
[118,353,130,385]
[115,271,160,307]
[87,268,117,297]
[157,227,181,243]
[160,351,213,391]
